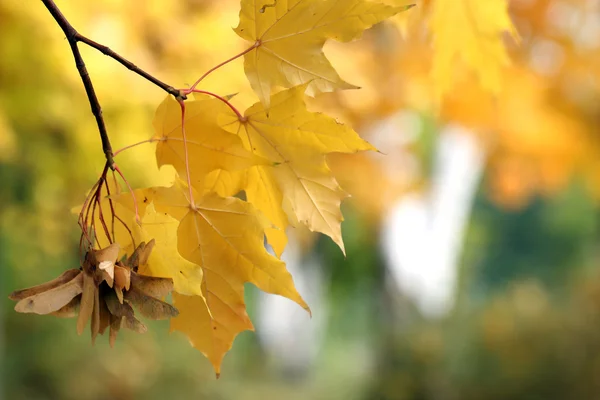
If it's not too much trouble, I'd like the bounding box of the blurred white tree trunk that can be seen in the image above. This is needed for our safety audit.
[255,118,486,372]
[382,125,485,318]
[256,235,327,375]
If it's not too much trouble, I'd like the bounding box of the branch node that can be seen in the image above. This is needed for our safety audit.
[175,91,188,102]
[106,152,116,171]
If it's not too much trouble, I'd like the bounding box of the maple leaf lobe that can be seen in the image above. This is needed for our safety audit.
[235,0,409,108]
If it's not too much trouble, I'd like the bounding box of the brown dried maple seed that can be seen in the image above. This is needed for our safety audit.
[9,240,178,347]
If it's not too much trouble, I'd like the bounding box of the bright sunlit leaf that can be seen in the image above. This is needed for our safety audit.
[153,95,268,186]
[147,183,309,373]
[235,0,413,108]
[430,0,518,98]
[215,85,376,255]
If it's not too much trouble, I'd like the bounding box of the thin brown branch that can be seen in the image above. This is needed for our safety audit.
[95,183,112,244]
[103,178,117,242]
[76,35,183,99]
[41,0,115,167]
[40,0,185,167]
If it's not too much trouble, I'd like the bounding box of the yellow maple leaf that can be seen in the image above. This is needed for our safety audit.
[214,85,375,255]
[153,95,267,186]
[235,0,412,108]
[202,169,288,259]
[171,283,252,378]
[148,182,308,373]
[203,168,246,199]
[204,166,289,257]
[105,188,204,298]
[391,1,423,38]
[430,0,518,98]
[133,205,204,297]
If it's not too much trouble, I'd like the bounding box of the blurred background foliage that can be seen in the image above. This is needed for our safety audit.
[2,0,600,399]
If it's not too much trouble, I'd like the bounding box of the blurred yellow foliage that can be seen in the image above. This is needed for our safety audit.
[314,0,599,217]
[233,0,409,108]
[430,0,518,98]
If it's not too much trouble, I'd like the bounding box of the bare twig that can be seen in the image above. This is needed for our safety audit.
[76,35,183,99]
[186,43,258,92]
[177,99,197,208]
[189,89,245,121]
[40,0,185,167]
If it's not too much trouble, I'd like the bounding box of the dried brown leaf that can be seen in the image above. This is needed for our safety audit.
[130,273,173,299]
[77,271,96,335]
[126,240,155,270]
[94,244,119,286]
[91,287,101,344]
[124,288,179,320]
[115,287,124,304]
[115,265,131,290]
[93,243,120,265]
[105,291,133,318]
[99,261,115,281]
[50,295,80,318]
[102,270,114,288]
[137,239,155,266]
[123,314,147,334]
[9,269,80,301]
[99,296,111,335]
[109,315,122,348]
[14,272,83,315]
[105,290,146,332]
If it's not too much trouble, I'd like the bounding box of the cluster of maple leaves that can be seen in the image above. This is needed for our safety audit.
[10,0,415,375]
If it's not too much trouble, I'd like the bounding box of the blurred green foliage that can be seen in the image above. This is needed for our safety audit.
[370,182,600,400]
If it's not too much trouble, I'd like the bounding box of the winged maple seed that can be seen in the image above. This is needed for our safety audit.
[9,240,179,347]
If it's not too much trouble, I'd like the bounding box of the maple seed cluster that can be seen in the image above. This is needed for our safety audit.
[9,240,178,346]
